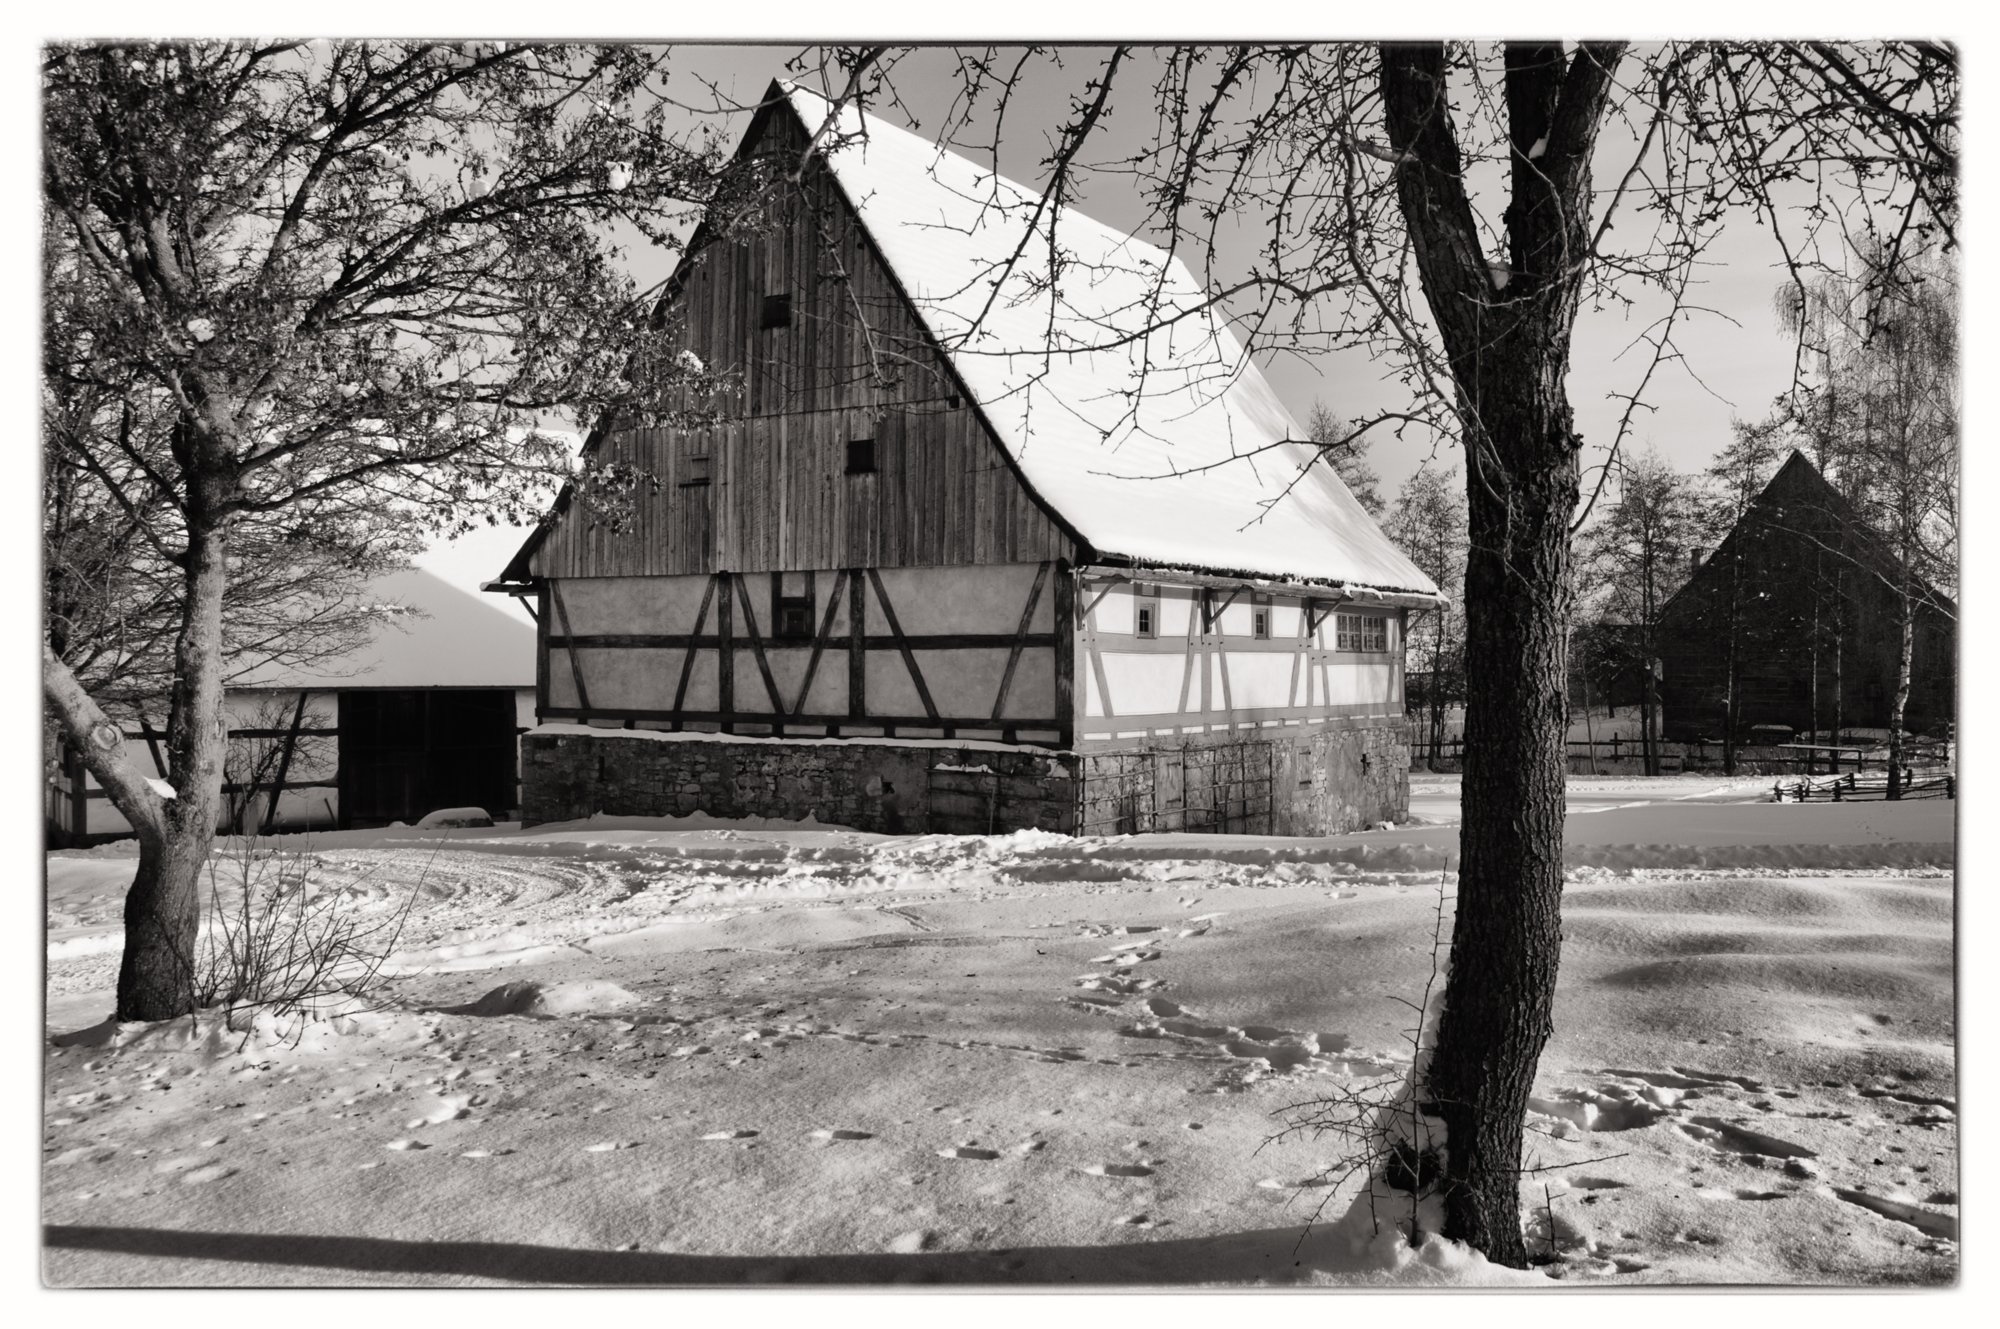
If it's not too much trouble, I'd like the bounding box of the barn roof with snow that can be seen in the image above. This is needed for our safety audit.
[503,80,1438,600]
[232,567,535,691]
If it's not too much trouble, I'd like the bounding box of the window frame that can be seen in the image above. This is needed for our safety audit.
[771,573,815,643]
[1335,612,1389,653]
[1133,582,1160,639]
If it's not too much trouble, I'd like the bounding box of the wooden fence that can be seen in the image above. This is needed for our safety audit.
[1411,734,1951,776]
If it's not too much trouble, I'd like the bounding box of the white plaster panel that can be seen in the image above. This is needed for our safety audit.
[1158,589,1193,636]
[906,647,1010,716]
[1216,600,1253,636]
[1270,603,1302,638]
[803,659,850,716]
[558,574,714,634]
[1098,651,1190,716]
[763,646,812,711]
[996,649,1055,721]
[1324,661,1394,706]
[1090,582,1134,634]
[865,652,925,717]
[1220,651,1297,709]
[866,564,1051,635]
[559,648,681,711]
[734,654,777,710]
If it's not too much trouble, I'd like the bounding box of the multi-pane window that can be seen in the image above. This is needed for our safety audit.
[1134,583,1159,639]
[1251,592,1272,640]
[683,452,711,486]
[1335,612,1389,653]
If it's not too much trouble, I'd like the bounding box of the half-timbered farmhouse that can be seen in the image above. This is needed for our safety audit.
[492,82,1443,836]
[1657,451,1955,744]
[48,569,535,844]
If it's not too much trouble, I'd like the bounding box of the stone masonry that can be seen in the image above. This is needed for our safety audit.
[521,731,1079,834]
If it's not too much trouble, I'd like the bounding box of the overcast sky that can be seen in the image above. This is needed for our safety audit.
[426,43,1868,612]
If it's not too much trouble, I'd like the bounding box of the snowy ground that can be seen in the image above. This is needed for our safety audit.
[42,790,1957,1288]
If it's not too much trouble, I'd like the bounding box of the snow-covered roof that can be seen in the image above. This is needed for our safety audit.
[232,567,535,691]
[784,84,1440,599]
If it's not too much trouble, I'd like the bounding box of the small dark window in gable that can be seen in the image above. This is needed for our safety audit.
[761,293,793,330]
[846,438,877,475]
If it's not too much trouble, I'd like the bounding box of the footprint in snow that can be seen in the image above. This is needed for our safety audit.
[460,1148,514,1158]
[180,1164,236,1186]
[584,1141,638,1153]
[810,1129,875,1141]
[1081,1163,1154,1178]
[700,1129,759,1141]
[384,1139,428,1152]
[938,1146,1000,1161]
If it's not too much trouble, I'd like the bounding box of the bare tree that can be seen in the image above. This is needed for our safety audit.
[40,42,819,1021]
[1576,449,1706,774]
[1386,465,1466,766]
[1307,401,1386,517]
[1779,243,1958,789]
[852,40,1954,1262]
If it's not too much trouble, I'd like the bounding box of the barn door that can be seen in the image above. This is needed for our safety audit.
[338,690,517,828]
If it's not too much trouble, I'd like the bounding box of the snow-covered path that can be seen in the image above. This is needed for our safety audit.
[43,805,1956,1286]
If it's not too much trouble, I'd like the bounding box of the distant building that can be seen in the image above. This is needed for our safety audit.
[47,569,536,844]
[489,81,1442,836]
[1657,451,1954,743]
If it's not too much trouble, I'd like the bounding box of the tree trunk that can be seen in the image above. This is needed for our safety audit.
[116,482,232,1021]
[1886,586,1914,801]
[1380,38,1623,1266]
[1430,425,1576,1267]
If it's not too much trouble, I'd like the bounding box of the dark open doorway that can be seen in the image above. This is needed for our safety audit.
[337,689,518,828]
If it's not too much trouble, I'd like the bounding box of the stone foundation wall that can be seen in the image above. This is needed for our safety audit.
[1076,716,1411,836]
[521,732,1078,834]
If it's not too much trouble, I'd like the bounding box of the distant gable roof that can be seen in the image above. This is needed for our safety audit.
[779,85,1437,598]
[233,568,535,691]
[1663,450,1956,620]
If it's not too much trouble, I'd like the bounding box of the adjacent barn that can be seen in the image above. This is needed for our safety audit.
[47,568,536,844]
[491,81,1442,836]
[1657,451,1955,744]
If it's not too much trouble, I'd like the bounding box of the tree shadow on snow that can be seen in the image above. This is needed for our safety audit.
[44,1221,1345,1286]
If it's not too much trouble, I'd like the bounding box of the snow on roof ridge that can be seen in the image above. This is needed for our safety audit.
[778,83,1440,599]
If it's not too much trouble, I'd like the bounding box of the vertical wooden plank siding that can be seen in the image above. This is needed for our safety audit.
[526,104,1075,582]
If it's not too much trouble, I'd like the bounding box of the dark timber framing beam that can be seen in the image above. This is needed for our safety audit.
[716,571,735,724]
[547,632,1061,651]
[540,705,1065,733]
[548,580,593,717]
[672,574,719,719]
[991,560,1051,723]
[259,690,311,836]
[865,568,938,723]
[847,567,867,722]
[792,569,849,716]
[732,575,787,720]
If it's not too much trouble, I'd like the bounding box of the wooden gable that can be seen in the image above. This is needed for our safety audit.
[523,98,1078,580]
